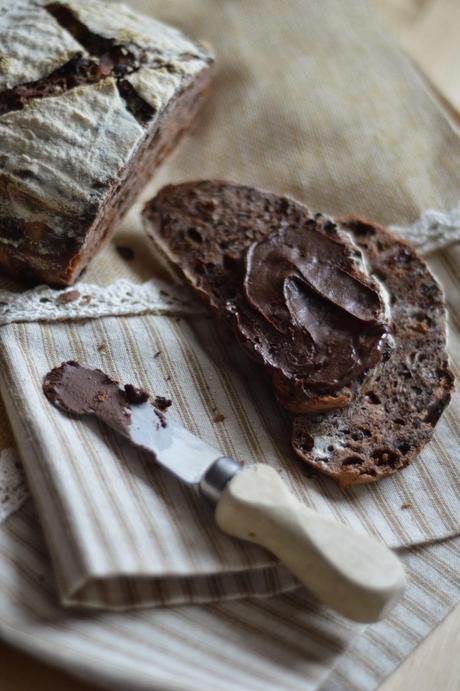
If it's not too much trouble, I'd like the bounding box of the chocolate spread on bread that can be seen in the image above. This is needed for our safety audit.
[243,226,388,390]
[144,180,391,411]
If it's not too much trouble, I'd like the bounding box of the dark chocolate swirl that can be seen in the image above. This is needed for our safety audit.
[242,224,389,391]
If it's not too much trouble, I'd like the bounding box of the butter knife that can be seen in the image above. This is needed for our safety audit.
[44,362,406,623]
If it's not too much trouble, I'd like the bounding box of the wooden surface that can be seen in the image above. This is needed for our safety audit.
[1,1,459,689]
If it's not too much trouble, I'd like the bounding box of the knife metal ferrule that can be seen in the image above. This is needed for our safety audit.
[199,457,242,504]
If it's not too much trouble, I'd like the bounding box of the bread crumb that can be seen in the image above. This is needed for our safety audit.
[213,413,225,423]
[116,245,135,260]
[154,396,172,411]
[98,343,107,353]
[401,502,413,510]
[124,384,149,405]
[57,290,80,303]
[81,295,92,305]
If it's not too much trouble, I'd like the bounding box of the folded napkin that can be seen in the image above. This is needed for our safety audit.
[0,500,458,691]
[0,0,459,614]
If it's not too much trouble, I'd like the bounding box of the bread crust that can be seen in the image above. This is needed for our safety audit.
[0,0,213,285]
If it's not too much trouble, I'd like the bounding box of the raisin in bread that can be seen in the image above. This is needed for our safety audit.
[143,181,453,485]
[0,0,213,284]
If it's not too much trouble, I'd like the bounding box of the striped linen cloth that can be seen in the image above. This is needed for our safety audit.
[0,268,458,607]
[0,500,457,691]
[0,0,459,687]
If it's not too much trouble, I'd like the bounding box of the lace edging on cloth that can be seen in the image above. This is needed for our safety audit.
[0,205,458,326]
[390,204,460,254]
[0,447,29,523]
[0,277,206,326]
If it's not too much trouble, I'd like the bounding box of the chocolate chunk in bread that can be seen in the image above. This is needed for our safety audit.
[291,217,454,485]
[143,180,391,414]
[143,181,453,485]
[0,0,213,285]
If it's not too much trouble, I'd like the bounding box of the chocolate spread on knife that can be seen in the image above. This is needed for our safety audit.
[241,224,389,390]
[43,361,166,434]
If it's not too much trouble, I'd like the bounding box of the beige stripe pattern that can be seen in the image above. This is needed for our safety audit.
[0,0,458,685]
[0,500,457,691]
[0,290,458,607]
[323,539,460,690]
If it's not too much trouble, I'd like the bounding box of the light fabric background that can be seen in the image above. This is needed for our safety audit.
[0,0,459,688]
[0,501,458,691]
[0,301,458,607]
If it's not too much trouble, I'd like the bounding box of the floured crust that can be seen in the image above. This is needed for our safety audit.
[0,0,214,284]
[62,0,209,57]
[0,0,83,89]
[292,217,454,485]
[0,79,144,231]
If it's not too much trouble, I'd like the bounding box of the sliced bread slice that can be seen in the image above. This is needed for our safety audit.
[143,180,391,414]
[291,216,453,485]
[143,182,453,485]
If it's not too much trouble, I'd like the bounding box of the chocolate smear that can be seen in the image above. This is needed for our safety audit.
[243,225,389,390]
[43,361,167,441]
[154,395,172,411]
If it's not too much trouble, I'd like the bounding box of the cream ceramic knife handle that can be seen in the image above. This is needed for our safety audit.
[206,463,406,623]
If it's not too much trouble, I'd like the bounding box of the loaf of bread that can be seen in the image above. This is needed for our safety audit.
[143,180,454,485]
[0,0,213,284]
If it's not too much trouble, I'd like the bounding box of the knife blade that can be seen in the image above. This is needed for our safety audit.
[43,361,406,623]
[129,401,228,484]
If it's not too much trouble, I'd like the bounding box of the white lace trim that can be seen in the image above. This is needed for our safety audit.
[0,277,205,326]
[0,447,29,523]
[0,206,457,326]
[390,204,460,255]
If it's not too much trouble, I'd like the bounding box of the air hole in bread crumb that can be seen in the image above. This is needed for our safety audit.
[365,391,381,405]
[187,228,202,243]
[398,442,411,455]
[372,449,399,466]
[299,434,314,452]
[341,456,364,466]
